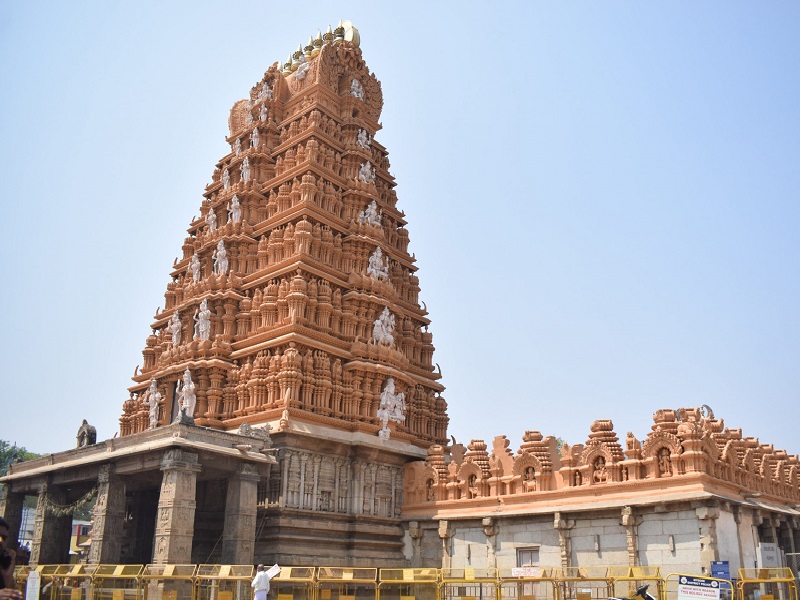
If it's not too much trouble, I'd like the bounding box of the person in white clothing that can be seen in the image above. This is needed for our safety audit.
[251,564,272,600]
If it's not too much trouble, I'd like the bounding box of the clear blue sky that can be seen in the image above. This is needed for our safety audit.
[1,2,798,457]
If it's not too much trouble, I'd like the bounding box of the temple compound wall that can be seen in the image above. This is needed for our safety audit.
[402,407,800,574]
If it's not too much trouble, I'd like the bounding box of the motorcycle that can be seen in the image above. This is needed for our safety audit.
[609,584,658,600]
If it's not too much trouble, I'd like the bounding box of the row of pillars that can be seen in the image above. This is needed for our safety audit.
[0,449,263,566]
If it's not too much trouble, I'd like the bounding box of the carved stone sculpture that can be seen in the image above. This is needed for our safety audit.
[351,78,364,100]
[206,209,217,232]
[76,419,97,448]
[357,128,371,149]
[169,311,182,346]
[358,161,375,184]
[251,128,260,150]
[377,377,405,439]
[259,104,268,122]
[259,82,272,102]
[222,168,230,190]
[213,240,228,275]
[147,379,161,429]
[228,195,242,224]
[367,247,389,281]
[234,137,241,156]
[372,307,395,346]
[189,253,202,283]
[295,54,310,81]
[194,299,212,341]
[175,368,197,423]
[359,200,382,226]
[241,157,251,182]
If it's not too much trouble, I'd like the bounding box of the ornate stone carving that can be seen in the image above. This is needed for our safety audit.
[189,253,201,282]
[241,157,251,182]
[76,420,96,447]
[147,379,161,429]
[193,298,211,341]
[228,195,242,224]
[169,311,182,346]
[357,128,371,149]
[213,239,228,275]
[358,200,381,226]
[367,247,389,281]
[358,160,375,184]
[372,307,395,345]
[222,168,230,190]
[350,78,364,99]
[175,368,197,422]
[377,377,405,439]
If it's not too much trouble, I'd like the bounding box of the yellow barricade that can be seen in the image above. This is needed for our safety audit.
[194,564,254,600]
[140,564,198,600]
[606,566,662,600]
[378,568,440,600]
[497,567,558,600]
[317,567,378,600]
[92,565,145,600]
[271,566,316,600]
[736,568,798,600]
[440,568,498,600]
[552,566,613,600]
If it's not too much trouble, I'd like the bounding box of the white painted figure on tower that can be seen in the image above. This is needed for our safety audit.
[251,128,260,150]
[206,209,217,232]
[357,128,371,149]
[175,368,197,422]
[234,137,241,156]
[241,157,251,182]
[359,200,382,226]
[367,247,389,281]
[222,168,230,190]
[189,253,202,283]
[213,240,229,275]
[259,104,268,122]
[372,307,395,346]
[259,82,272,102]
[228,195,242,224]
[351,78,364,100]
[377,377,405,439]
[296,54,310,81]
[169,311,182,346]
[358,161,375,184]
[194,298,212,341]
[147,379,161,429]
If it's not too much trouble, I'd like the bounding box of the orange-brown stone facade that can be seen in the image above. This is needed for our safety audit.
[403,406,800,514]
[119,35,447,449]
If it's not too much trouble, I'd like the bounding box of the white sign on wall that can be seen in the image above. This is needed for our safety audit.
[677,575,721,600]
[757,543,781,568]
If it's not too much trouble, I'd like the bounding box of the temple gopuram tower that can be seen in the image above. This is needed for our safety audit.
[119,21,448,564]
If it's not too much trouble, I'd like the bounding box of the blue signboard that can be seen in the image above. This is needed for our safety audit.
[711,562,731,581]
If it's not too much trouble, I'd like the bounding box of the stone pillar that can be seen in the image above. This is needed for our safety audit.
[438,520,452,570]
[88,464,127,564]
[30,482,71,565]
[696,505,721,575]
[621,506,640,566]
[153,449,201,564]
[408,521,423,568]
[221,463,260,564]
[0,485,25,545]
[554,512,575,568]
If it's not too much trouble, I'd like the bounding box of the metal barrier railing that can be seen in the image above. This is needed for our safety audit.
[13,565,799,600]
[664,572,734,600]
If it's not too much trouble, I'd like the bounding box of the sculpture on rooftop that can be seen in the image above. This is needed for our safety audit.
[206,209,217,232]
[228,195,242,224]
[296,54,310,81]
[357,129,371,149]
[377,377,405,439]
[259,82,272,102]
[213,240,228,275]
[351,78,364,100]
[168,311,182,346]
[222,168,230,190]
[241,157,251,182]
[367,247,389,281]
[234,138,241,156]
[174,368,197,423]
[251,128,260,150]
[189,253,202,283]
[194,299,212,341]
[358,161,375,184]
[147,379,161,429]
[259,105,268,122]
[372,307,395,346]
[359,200,382,226]
[76,419,97,448]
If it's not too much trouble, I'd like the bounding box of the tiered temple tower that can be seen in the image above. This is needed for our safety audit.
[118,22,448,563]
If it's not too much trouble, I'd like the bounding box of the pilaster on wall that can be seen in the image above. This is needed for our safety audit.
[31,482,71,565]
[696,505,720,574]
[408,521,423,567]
[221,463,261,564]
[0,485,24,545]
[621,506,640,566]
[439,520,452,569]
[483,517,498,568]
[554,512,575,568]
[88,464,127,564]
[153,449,202,564]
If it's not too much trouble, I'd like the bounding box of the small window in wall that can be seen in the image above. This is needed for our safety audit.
[517,546,540,567]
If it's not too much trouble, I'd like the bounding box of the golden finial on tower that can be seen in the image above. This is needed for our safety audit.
[333,22,345,43]
[312,31,323,57]
[304,36,314,58]
[283,54,293,75]
[322,24,334,44]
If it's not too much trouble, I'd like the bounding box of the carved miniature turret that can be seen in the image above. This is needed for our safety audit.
[120,26,447,448]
